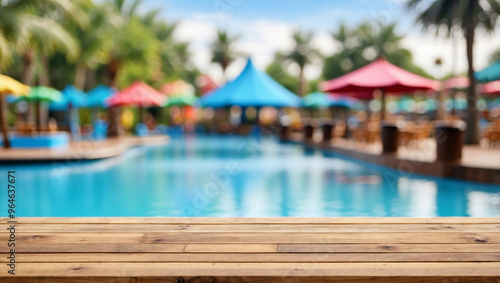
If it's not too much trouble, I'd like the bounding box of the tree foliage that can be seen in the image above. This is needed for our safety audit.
[322,21,431,80]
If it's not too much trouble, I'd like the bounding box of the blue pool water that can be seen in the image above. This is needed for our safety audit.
[1,136,499,217]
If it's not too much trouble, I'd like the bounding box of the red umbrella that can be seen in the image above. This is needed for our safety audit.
[321,57,439,119]
[107,82,166,107]
[107,81,166,122]
[481,81,500,95]
[444,77,469,92]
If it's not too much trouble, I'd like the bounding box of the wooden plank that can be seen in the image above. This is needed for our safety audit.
[141,232,500,244]
[2,253,499,263]
[0,244,186,253]
[0,233,144,244]
[3,262,500,277]
[5,217,500,224]
[183,244,278,253]
[2,277,500,283]
[11,223,500,233]
[278,244,500,253]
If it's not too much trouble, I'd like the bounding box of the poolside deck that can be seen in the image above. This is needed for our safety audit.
[286,133,500,184]
[0,135,169,163]
[1,217,499,282]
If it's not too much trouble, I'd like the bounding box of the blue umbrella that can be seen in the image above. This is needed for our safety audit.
[49,85,87,110]
[87,85,115,108]
[199,59,301,108]
[475,61,500,82]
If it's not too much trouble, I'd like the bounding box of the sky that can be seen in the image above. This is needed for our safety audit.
[141,0,500,84]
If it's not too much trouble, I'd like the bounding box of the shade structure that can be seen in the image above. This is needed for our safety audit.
[322,58,440,93]
[475,61,500,82]
[161,80,197,107]
[321,58,439,119]
[0,75,30,148]
[49,85,87,111]
[15,86,62,103]
[14,86,62,132]
[197,74,218,95]
[444,77,469,92]
[106,82,166,107]
[199,59,301,108]
[166,95,198,107]
[0,74,31,95]
[87,85,115,108]
[481,81,500,95]
[302,92,357,108]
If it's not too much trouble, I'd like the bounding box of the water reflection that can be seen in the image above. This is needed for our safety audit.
[1,136,499,217]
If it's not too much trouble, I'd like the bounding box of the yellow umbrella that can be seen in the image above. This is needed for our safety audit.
[0,75,30,148]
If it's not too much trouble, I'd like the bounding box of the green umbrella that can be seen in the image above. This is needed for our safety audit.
[15,86,62,103]
[14,86,62,131]
[165,95,197,107]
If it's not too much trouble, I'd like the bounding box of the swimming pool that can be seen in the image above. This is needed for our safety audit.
[2,135,499,217]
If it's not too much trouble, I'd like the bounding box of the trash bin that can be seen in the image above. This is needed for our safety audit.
[435,121,466,161]
[303,119,316,140]
[381,122,400,154]
[279,125,289,140]
[321,119,335,142]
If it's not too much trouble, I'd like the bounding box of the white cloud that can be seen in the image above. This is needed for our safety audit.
[402,29,500,78]
[173,13,500,85]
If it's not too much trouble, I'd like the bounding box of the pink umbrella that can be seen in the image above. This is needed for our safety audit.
[321,57,439,119]
[482,81,500,95]
[444,77,469,92]
[107,81,166,122]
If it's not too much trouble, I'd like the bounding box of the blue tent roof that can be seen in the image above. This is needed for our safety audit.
[87,85,115,108]
[199,59,301,108]
[49,85,87,110]
[475,61,500,82]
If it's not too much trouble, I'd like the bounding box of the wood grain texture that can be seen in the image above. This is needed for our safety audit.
[0,217,498,281]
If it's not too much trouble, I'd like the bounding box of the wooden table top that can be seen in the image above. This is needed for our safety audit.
[1,217,499,282]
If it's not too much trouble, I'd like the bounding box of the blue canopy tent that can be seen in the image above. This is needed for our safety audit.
[49,85,87,110]
[49,85,87,136]
[86,85,116,140]
[475,61,500,82]
[87,84,115,108]
[199,59,301,108]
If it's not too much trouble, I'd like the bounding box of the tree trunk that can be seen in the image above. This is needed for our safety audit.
[298,67,306,97]
[39,52,51,86]
[464,2,480,144]
[436,88,446,120]
[22,49,35,123]
[22,49,35,86]
[107,58,120,88]
[380,89,386,121]
[74,61,88,90]
[36,100,42,132]
[0,95,10,148]
[107,59,120,137]
[107,106,121,137]
[221,63,228,84]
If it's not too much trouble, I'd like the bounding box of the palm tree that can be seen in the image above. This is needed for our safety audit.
[211,30,239,81]
[407,0,500,144]
[284,30,320,96]
[103,0,161,137]
[0,0,87,85]
[69,1,115,89]
[104,0,160,87]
